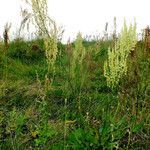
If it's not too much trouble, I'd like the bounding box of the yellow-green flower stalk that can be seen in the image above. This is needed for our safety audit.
[44,33,58,73]
[71,32,86,79]
[104,19,137,88]
[22,0,59,73]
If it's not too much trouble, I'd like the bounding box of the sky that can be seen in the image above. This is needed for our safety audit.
[0,0,150,43]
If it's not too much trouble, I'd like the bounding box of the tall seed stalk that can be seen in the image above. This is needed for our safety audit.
[1,23,11,96]
[70,33,87,114]
[104,19,137,88]
[112,17,117,46]
[70,33,86,78]
[21,0,60,75]
[70,33,86,93]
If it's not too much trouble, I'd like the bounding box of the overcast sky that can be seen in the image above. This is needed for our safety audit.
[0,0,150,42]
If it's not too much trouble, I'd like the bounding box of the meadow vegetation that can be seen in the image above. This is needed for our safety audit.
[0,1,150,149]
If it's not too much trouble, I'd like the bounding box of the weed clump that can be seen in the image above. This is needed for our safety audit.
[104,20,137,88]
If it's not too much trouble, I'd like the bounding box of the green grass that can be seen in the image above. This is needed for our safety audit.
[0,39,149,149]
